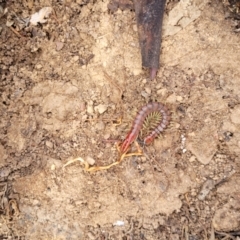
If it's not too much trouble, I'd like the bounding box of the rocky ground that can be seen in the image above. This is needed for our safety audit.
[0,0,240,239]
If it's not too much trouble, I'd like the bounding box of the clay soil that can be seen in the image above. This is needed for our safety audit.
[1,0,240,239]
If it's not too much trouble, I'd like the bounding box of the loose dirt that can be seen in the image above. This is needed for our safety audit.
[0,0,240,239]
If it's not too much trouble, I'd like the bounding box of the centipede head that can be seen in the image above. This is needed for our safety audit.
[120,139,130,153]
[120,131,135,153]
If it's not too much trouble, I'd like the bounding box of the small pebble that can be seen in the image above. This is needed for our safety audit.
[189,207,195,212]
[145,87,151,94]
[133,24,137,32]
[141,91,149,99]
[95,121,105,131]
[132,68,142,76]
[72,55,79,62]
[97,152,103,158]
[113,220,125,226]
[103,133,110,140]
[176,96,183,102]
[191,190,197,197]
[35,64,43,69]
[198,179,215,200]
[110,104,116,110]
[86,156,95,165]
[175,123,180,128]
[166,94,177,103]
[55,41,64,51]
[157,88,167,96]
[6,20,14,27]
[94,104,108,114]
[46,141,53,149]
[189,156,196,162]
[32,199,40,206]
[87,105,94,115]
[50,164,56,171]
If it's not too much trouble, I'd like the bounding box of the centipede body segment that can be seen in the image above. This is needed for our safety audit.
[120,102,171,153]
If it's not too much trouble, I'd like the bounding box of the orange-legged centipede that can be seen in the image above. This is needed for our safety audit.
[120,102,171,153]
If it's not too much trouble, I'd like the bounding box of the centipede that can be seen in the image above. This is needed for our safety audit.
[120,102,171,153]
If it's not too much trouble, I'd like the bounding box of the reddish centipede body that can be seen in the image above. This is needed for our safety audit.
[120,102,171,153]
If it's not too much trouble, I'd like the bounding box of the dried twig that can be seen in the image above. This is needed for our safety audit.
[9,26,26,38]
